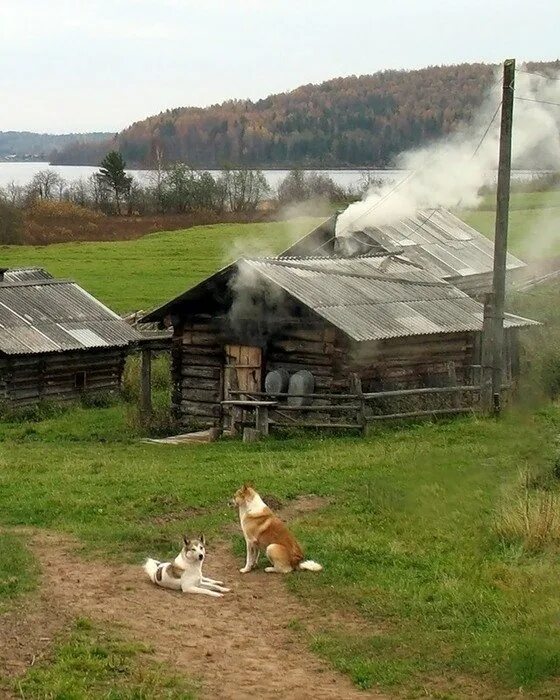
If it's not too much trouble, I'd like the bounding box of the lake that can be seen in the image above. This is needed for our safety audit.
[0,161,547,191]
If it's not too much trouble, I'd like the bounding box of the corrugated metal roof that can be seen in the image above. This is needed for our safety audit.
[0,267,54,283]
[280,209,526,279]
[241,256,536,342]
[0,270,141,355]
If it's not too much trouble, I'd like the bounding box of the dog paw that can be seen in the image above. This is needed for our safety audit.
[264,566,276,572]
[239,567,251,573]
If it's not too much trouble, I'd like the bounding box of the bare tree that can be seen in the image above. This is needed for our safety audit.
[28,170,66,201]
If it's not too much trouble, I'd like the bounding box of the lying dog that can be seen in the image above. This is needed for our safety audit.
[143,535,230,597]
[232,485,323,574]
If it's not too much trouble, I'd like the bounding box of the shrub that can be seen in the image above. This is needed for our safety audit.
[277,169,344,205]
[23,199,105,244]
[0,198,24,244]
[494,470,560,552]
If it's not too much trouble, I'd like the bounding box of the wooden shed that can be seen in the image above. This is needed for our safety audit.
[280,209,526,299]
[0,267,141,407]
[141,254,536,431]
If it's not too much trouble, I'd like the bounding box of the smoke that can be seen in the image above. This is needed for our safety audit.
[336,66,560,240]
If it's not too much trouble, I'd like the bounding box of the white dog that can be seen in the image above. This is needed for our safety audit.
[143,535,230,597]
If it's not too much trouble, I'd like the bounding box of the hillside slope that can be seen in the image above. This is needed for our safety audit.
[0,131,113,159]
[52,60,559,169]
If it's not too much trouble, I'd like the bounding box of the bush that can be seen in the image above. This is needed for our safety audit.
[494,483,560,552]
[0,198,23,244]
[277,169,344,205]
[24,200,105,244]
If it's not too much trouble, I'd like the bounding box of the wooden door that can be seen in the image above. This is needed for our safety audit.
[223,345,262,432]
[224,344,262,397]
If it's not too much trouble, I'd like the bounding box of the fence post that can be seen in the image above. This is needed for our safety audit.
[480,293,494,413]
[446,361,459,410]
[350,373,366,436]
[140,347,152,418]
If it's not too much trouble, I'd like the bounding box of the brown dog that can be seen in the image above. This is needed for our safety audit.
[232,485,323,574]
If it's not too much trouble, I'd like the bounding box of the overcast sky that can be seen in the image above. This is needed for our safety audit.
[1,0,558,133]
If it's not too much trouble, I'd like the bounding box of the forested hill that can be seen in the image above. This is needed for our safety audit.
[52,60,559,169]
[0,131,112,159]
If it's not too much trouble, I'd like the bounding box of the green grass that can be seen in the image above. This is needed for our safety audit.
[12,618,197,699]
[462,190,560,260]
[2,404,560,694]
[0,532,39,610]
[1,196,560,695]
[0,217,320,314]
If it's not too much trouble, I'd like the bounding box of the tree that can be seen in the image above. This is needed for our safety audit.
[28,170,65,201]
[0,198,23,244]
[96,151,132,215]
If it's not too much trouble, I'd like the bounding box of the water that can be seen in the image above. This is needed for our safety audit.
[0,161,548,191]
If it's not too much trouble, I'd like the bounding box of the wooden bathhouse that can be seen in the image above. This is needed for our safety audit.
[141,253,536,432]
[281,209,526,299]
[0,267,141,406]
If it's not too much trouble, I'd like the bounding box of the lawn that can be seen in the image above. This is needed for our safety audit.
[2,402,560,696]
[2,194,560,696]
[0,217,321,314]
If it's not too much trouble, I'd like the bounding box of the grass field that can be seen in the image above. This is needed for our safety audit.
[0,217,320,314]
[1,193,560,696]
[2,403,560,695]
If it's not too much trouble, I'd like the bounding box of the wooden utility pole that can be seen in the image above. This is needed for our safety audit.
[490,58,515,413]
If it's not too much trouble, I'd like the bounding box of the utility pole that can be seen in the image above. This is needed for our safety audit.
[490,58,515,413]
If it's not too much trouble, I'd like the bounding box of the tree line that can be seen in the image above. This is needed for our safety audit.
[0,152,351,244]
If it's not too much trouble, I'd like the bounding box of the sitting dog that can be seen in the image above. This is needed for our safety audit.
[231,485,323,574]
[143,535,230,597]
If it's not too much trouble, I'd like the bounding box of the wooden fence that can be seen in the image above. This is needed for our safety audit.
[226,381,482,435]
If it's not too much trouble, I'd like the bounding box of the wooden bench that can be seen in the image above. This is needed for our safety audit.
[221,399,278,436]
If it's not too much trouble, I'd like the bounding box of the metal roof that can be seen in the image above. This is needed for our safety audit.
[0,267,54,283]
[280,209,526,280]
[0,269,141,355]
[239,255,536,342]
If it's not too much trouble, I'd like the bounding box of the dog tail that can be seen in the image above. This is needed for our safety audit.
[298,560,323,572]
[143,558,160,583]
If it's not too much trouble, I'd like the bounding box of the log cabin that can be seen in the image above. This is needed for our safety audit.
[141,253,536,431]
[0,267,141,407]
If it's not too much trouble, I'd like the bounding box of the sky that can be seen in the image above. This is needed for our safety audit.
[1,0,558,134]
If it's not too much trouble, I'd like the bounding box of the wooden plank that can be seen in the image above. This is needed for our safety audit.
[269,420,361,429]
[182,366,222,379]
[182,377,221,391]
[180,401,222,418]
[369,407,474,420]
[184,387,221,403]
[363,385,480,400]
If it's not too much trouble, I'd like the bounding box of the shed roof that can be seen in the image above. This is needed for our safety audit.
[279,209,526,280]
[0,268,141,355]
[241,256,534,341]
[142,254,537,342]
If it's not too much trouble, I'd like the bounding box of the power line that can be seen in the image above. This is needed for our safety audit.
[515,96,560,108]
[335,100,502,241]
[516,68,560,82]
[403,100,503,240]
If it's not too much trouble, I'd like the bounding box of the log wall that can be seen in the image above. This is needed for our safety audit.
[174,318,224,430]
[340,331,477,390]
[0,348,127,407]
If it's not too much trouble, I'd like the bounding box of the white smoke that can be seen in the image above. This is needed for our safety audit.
[336,66,560,239]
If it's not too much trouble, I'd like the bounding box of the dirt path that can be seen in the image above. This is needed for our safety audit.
[1,529,383,700]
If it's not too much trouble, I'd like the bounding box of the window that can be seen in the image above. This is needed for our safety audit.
[75,371,87,389]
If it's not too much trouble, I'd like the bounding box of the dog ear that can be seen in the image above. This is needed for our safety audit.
[242,482,253,491]
[183,535,190,547]
[199,534,206,546]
